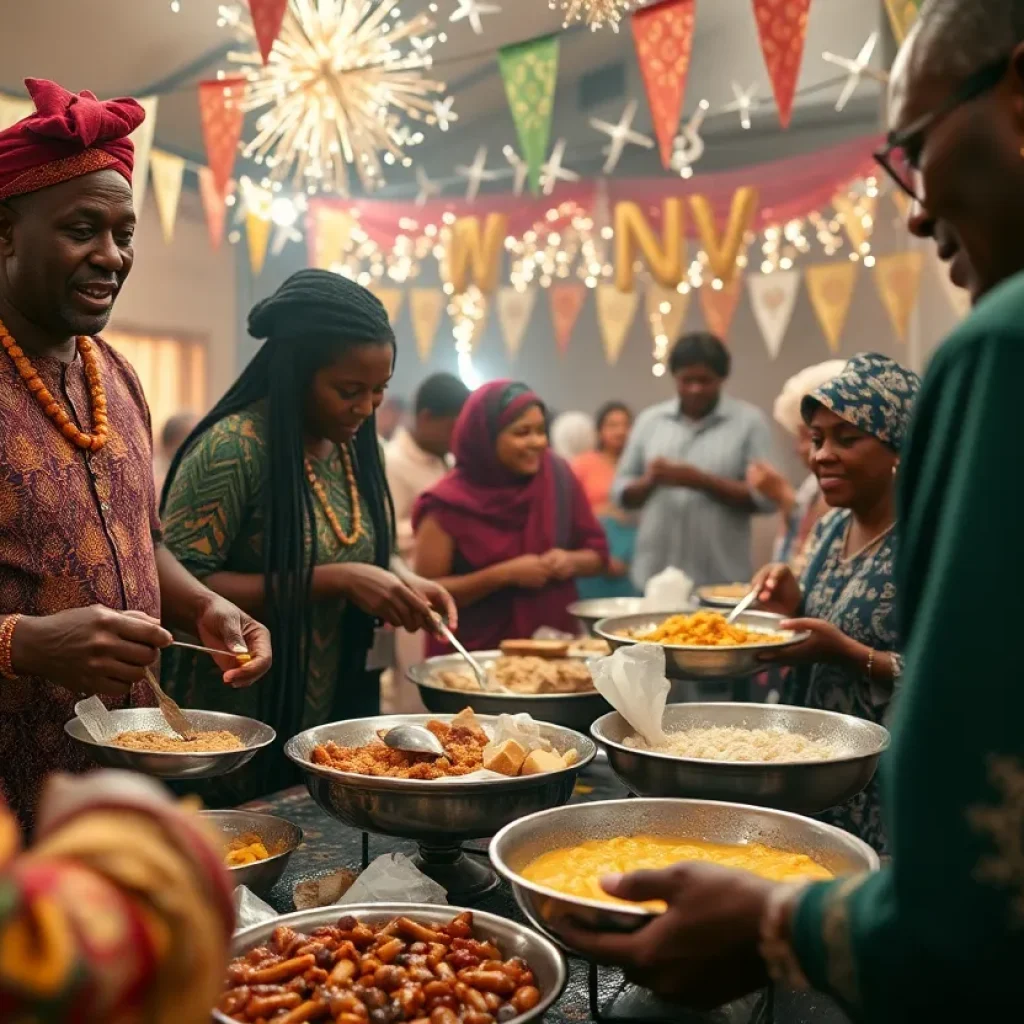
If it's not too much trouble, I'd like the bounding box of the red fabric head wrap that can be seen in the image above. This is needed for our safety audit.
[0,79,145,202]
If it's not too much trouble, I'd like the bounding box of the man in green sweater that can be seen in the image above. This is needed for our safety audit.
[561,1,1024,1017]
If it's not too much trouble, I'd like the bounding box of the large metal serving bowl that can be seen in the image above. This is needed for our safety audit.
[213,902,567,1024]
[285,714,597,843]
[409,651,610,732]
[490,798,879,953]
[568,597,688,636]
[200,809,303,897]
[65,708,276,780]
[591,703,890,814]
[595,609,811,679]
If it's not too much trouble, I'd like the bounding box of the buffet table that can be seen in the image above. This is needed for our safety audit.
[244,760,852,1024]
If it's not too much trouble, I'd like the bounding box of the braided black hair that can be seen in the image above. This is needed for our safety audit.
[161,269,396,761]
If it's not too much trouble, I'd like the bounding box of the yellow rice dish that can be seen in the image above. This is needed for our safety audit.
[522,835,832,910]
[636,610,785,648]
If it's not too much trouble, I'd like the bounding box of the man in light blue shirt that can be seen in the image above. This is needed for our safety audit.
[613,332,776,589]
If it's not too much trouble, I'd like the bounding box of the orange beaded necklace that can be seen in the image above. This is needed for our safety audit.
[305,445,364,548]
[0,318,109,451]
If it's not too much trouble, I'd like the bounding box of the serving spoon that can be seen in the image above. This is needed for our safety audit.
[431,614,502,693]
[381,724,445,757]
[726,586,760,624]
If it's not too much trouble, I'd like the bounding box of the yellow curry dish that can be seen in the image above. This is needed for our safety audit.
[522,835,833,910]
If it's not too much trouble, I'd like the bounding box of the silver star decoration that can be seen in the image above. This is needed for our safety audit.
[502,145,529,196]
[432,97,458,132]
[410,35,436,58]
[823,32,889,112]
[722,82,758,130]
[456,146,503,201]
[670,100,709,180]
[589,100,655,174]
[415,166,441,206]
[540,138,579,196]
[449,0,501,35]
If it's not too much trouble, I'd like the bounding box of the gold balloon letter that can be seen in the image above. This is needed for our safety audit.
[448,214,508,295]
[689,187,759,284]
[614,199,684,293]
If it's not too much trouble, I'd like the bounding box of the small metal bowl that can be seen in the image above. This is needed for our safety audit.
[591,703,890,814]
[64,708,275,780]
[214,903,567,1024]
[409,651,610,732]
[595,610,810,679]
[568,597,687,636]
[696,584,751,609]
[201,809,303,897]
[490,798,879,954]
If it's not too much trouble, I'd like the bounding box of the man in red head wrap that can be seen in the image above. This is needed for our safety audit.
[0,80,272,830]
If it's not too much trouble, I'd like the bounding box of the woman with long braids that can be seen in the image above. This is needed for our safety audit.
[160,270,454,805]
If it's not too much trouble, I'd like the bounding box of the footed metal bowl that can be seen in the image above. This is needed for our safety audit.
[591,703,890,814]
[490,798,879,954]
[595,609,811,679]
[64,708,275,780]
[200,809,303,897]
[214,902,567,1024]
[409,651,610,732]
[568,597,688,636]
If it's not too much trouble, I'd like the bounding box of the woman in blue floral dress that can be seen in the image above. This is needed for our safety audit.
[756,352,921,853]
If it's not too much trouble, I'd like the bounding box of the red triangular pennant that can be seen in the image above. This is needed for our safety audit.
[248,0,290,65]
[550,284,587,354]
[751,0,812,129]
[198,78,246,197]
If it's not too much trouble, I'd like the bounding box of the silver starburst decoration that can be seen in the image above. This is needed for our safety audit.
[549,0,638,32]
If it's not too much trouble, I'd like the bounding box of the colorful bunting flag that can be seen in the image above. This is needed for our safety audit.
[497,287,537,359]
[596,285,638,365]
[246,212,272,276]
[747,269,801,360]
[631,0,696,169]
[873,251,924,342]
[751,0,812,129]
[198,168,232,250]
[645,283,689,343]
[199,79,246,198]
[131,97,159,215]
[549,284,586,354]
[884,0,924,44]
[806,262,858,352]
[832,193,877,256]
[700,277,742,339]
[311,206,354,269]
[371,287,404,326]
[149,149,185,244]
[248,0,290,64]
[410,289,445,362]
[498,35,560,195]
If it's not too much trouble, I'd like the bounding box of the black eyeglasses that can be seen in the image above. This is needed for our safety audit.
[874,55,1010,201]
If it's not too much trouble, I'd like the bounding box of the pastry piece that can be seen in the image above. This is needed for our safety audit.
[482,738,528,776]
[520,749,568,775]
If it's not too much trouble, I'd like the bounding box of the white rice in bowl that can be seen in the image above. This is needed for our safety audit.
[626,725,836,763]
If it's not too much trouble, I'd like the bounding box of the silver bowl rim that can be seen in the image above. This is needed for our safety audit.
[695,584,749,608]
[199,808,304,872]
[490,796,881,921]
[567,598,684,618]
[594,609,812,653]
[408,650,602,702]
[591,702,892,769]
[63,708,277,757]
[284,712,598,792]
[217,901,568,1024]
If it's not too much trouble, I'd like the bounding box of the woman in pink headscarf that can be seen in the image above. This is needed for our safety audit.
[413,381,608,651]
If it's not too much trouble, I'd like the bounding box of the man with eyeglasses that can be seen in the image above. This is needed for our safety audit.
[559,2,1024,1019]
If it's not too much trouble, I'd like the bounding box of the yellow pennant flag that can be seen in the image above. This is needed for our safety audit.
[874,251,925,342]
[409,289,445,363]
[149,149,185,244]
[832,192,877,256]
[884,0,924,44]
[645,283,690,343]
[890,188,912,223]
[246,212,271,276]
[596,285,638,366]
[370,287,404,327]
[312,206,354,270]
[806,262,858,353]
[497,287,537,360]
[132,97,159,215]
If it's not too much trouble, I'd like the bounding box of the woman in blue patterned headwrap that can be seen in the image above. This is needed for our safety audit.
[755,352,921,852]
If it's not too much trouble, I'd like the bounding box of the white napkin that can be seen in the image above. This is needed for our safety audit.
[643,566,693,608]
[591,643,669,745]
[74,696,115,742]
[338,853,448,906]
[488,712,553,753]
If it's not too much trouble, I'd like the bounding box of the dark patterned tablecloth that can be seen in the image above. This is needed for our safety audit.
[245,761,850,1024]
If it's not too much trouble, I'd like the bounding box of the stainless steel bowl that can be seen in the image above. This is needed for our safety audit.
[409,651,611,732]
[65,708,276,780]
[568,597,687,636]
[595,610,811,679]
[591,703,890,814]
[696,584,754,609]
[213,903,567,1024]
[200,809,303,897]
[285,714,596,843]
[490,798,879,953]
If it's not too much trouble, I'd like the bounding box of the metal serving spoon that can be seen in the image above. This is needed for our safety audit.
[431,614,500,692]
[381,724,445,757]
[726,586,760,624]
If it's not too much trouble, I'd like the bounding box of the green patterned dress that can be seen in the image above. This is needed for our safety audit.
[161,406,378,806]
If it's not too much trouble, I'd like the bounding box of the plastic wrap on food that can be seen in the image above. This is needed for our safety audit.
[234,885,278,930]
[591,643,670,745]
[338,853,448,906]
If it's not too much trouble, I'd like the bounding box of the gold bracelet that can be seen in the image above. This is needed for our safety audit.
[0,614,23,680]
[758,882,811,990]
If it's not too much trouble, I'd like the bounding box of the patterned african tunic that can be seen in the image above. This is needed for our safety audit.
[161,406,377,806]
[790,271,1024,1021]
[0,340,160,831]
[789,508,902,853]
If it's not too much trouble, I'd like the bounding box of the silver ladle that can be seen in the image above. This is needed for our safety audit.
[381,724,446,757]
